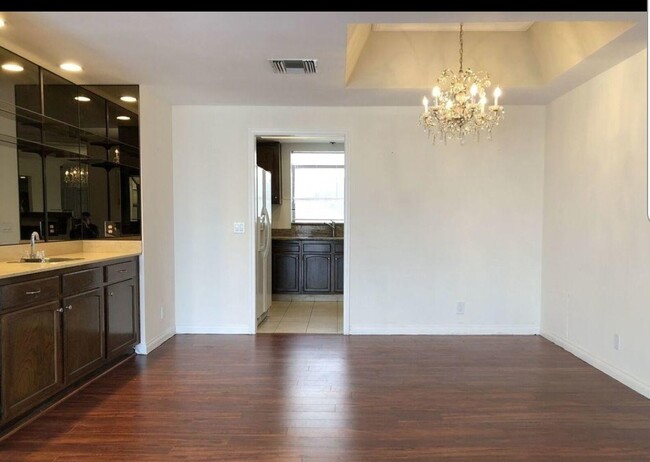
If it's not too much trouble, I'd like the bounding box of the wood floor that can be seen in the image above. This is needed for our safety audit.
[1,335,649,461]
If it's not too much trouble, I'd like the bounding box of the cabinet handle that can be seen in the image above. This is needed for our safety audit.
[66,305,72,310]
[25,289,41,295]
[56,307,64,313]
[109,292,114,297]
[118,269,128,273]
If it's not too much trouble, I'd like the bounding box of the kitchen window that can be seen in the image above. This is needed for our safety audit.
[291,152,344,222]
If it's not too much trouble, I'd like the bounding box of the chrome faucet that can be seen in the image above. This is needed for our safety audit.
[326,220,336,237]
[30,231,40,260]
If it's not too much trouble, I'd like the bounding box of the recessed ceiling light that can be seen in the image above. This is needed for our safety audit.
[74,96,91,102]
[116,115,131,121]
[120,96,137,103]
[60,62,82,72]
[2,63,23,72]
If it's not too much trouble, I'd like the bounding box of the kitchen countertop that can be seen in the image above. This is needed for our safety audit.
[0,250,140,280]
[272,236,344,241]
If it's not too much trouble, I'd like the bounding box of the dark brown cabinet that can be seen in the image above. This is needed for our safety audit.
[0,301,63,423]
[63,289,105,383]
[272,253,301,293]
[256,141,282,204]
[303,254,332,292]
[0,257,139,431]
[106,279,138,360]
[272,240,343,294]
[334,254,344,293]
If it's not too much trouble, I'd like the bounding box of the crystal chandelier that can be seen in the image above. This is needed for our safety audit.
[420,23,504,144]
[63,164,89,188]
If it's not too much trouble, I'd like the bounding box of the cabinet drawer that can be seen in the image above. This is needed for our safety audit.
[303,242,332,254]
[62,267,103,296]
[105,260,136,284]
[0,277,59,311]
[273,240,300,253]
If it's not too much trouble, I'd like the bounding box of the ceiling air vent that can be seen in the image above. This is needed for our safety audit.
[269,59,318,74]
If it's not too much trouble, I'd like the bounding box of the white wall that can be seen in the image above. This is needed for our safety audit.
[136,85,176,353]
[172,106,545,334]
[541,50,650,398]
[273,142,345,229]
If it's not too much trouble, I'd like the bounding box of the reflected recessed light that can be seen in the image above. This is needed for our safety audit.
[0,19,6,28]
[120,96,137,103]
[116,115,131,121]
[2,63,23,72]
[60,62,82,72]
[74,96,91,102]
[19,176,26,179]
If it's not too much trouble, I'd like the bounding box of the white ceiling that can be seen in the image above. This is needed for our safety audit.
[0,12,646,106]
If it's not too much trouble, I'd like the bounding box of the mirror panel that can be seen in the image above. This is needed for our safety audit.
[0,46,140,245]
[0,47,41,114]
[18,147,45,241]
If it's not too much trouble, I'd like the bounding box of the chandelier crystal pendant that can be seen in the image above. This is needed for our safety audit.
[63,164,89,188]
[420,23,504,144]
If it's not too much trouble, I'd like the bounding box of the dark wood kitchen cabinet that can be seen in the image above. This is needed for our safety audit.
[303,254,331,292]
[272,240,343,294]
[256,141,282,204]
[106,278,139,360]
[272,253,301,293]
[0,256,140,433]
[63,288,105,383]
[0,301,64,423]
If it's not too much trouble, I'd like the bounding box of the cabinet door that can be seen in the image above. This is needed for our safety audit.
[106,279,139,360]
[0,302,63,423]
[334,254,344,294]
[256,142,282,204]
[63,288,105,383]
[303,254,331,293]
[272,253,300,293]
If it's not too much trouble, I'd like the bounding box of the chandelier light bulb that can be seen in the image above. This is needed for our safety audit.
[470,83,478,96]
[493,86,502,106]
[445,100,453,110]
[422,96,429,111]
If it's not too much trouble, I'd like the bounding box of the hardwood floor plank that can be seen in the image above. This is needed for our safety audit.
[1,335,649,461]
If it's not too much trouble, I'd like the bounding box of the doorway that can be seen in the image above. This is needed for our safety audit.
[252,133,348,334]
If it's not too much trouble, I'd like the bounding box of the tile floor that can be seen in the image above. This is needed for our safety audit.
[257,301,343,334]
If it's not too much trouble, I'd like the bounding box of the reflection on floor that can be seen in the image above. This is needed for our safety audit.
[258,301,343,334]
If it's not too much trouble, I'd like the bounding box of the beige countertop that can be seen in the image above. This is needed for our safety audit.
[272,236,344,241]
[0,251,140,280]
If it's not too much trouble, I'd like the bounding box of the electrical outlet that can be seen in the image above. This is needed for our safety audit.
[456,302,465,315]
[614,334,621,351]
[233,222,245,234]
[160,306,164,320]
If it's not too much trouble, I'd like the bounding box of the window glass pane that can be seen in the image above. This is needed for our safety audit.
[291,151,344,222]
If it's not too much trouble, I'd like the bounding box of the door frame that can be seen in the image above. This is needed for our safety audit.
[248,129,351,335]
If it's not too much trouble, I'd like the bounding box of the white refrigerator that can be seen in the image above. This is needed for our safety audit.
[256,167,272,325]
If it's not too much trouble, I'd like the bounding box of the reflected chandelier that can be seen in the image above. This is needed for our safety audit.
[63,164,88,188]
[420,23,504,144]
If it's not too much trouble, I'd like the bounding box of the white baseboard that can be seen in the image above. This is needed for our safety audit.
[135,326,176,355]
[350,324,540,335]
[175,325,253,334]
[542,331,650,400]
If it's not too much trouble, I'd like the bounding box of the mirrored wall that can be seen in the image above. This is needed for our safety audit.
[0,45,140,245]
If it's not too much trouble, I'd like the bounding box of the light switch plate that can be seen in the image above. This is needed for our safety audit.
[233,222,245,234]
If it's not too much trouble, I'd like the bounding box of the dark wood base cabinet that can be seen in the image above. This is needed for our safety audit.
[0,257,139,434]
[272,240,343,294]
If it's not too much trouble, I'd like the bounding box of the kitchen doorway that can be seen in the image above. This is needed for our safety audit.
[252,132,348,335]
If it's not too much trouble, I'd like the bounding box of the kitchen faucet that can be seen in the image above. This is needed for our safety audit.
[30,231,40,260]
[326,220,336,237]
